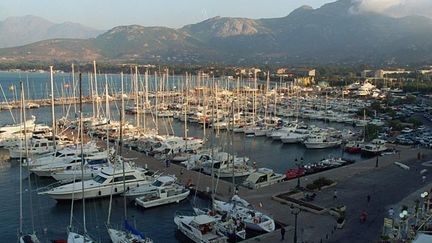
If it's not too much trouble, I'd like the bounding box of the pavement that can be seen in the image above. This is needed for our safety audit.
[242,146,432,243]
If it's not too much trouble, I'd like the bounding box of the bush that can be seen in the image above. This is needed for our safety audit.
[305,177,334,190]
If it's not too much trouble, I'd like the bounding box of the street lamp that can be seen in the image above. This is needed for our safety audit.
[399,210,409,240]
[290,205,301,243]
[421,192,429,215]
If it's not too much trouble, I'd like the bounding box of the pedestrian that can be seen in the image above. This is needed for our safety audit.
[280,226,285,241]
[388,207,394,218]
[422,175,427,183]
[360,210,368,223]
[180,168,184,176]
[367,195,371,204]
[333,190,338,200]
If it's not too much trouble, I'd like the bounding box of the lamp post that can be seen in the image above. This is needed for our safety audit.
[399,210,409,240]
[421,192,429,216]
[295,157,304,189]
[290,205,301,243]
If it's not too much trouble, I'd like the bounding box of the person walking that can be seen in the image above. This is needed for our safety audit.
[367,195,371,205]
[280,226,286,241]
[333,190,338,200]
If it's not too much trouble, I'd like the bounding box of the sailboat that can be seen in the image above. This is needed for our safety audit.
[18,81,40,243]
[107,71,153,243]
[67,72,96,243]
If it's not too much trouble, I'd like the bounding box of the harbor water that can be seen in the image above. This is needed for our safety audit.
[0,72,363,242]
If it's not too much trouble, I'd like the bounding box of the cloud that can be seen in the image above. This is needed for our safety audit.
[350,0,432,18]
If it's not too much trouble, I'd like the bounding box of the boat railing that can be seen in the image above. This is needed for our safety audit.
[36,181,64,193]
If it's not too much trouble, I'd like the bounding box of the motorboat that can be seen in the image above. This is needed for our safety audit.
[134,175,190,208]
[344,140,363,154]
[280,131,308,144]
[361,139,387,156]
[242,168,285,189]
[9,137,69,159]
[174,214,228,243]
[285,168,305,180]
[213,195,275,232]
[303,134,341,149]
[30,150,109,177]
[39,162,155,200]
[51,164,107,183]
[27,143,100,168]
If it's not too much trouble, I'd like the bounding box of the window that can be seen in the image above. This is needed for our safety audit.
[93,175,107,183]
[257,175,266,183]
[113,175,136,182]
[152,180,163,187]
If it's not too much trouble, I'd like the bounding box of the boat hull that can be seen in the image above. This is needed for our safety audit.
[135,190,190,208]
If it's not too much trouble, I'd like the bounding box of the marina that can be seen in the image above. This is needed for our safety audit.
[0,67,431,243]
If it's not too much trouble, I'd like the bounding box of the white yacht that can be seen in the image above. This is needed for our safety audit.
[213,195,275,232]
[134,175,190,208]
[242,168,286,189]
[280,130,309,144]
[303,134,341,149]
[0,115,36,135]
[151,136,203,158]
[174,214,228,243]
[27,143,99,168]
[270,126,296,140]
[9,137,68,159]
[51,164,107,183]
[201,154,254,178]
[361,139,387,156]
[30,150,109,177]
[39,163,155,200]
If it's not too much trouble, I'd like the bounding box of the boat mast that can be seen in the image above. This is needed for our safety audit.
[79,73,88,235]
[93,60,100,118]
[184,73,188,149]
[105,74,110,120]
[71,63,77,114]
[50,66,56,150]
[135,66,139,128]
[18,82,24,236]
[154,71,159,134]
[120,71,127,220]
[21,81,36,235]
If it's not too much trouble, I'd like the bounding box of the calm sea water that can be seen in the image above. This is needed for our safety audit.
[0,72,362,242]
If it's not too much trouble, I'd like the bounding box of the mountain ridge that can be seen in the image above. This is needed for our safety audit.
[1,0,432,65]
[0,15,103,48]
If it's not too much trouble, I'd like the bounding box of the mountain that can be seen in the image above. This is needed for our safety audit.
[1,0,432,65]
[0,15,103,48]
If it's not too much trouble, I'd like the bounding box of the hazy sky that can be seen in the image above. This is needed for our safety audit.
[0,0,334,29]
[2,0,431,30]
